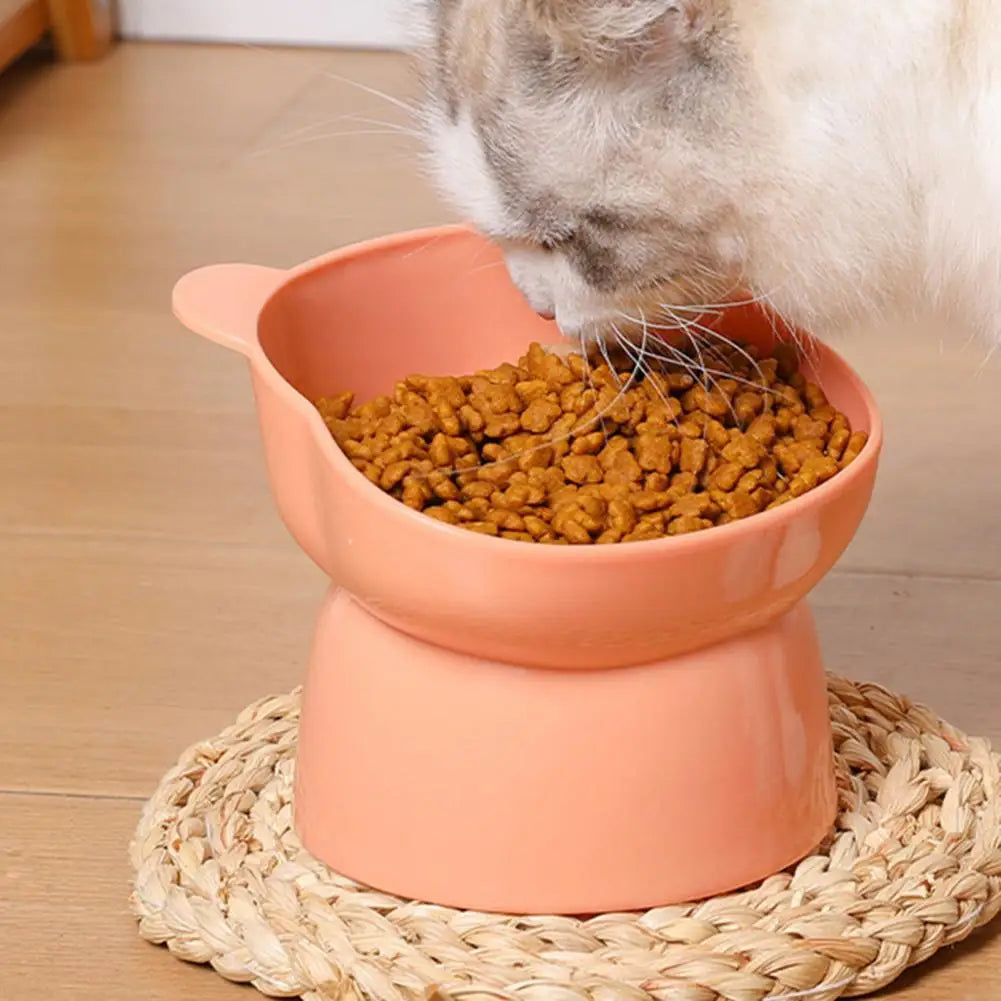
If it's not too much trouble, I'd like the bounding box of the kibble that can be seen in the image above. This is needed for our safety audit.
[315,338,868,545]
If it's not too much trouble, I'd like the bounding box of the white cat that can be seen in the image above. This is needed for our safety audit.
[416,0,1001,343]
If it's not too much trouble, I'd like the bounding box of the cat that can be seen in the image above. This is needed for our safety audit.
[414,0,1001,346]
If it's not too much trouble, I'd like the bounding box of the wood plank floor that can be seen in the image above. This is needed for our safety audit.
[1,42,999,1000]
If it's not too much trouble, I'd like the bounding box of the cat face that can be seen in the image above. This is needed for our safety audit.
[418,0,775,339]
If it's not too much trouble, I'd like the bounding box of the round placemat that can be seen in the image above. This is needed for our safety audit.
[130,677,1001,1001]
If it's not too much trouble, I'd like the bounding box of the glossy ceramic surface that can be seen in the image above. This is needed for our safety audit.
[173,225,882,913]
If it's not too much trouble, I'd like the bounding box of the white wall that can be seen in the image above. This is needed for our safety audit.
[118,1,413,49]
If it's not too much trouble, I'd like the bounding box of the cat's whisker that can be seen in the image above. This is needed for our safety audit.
[619,308,704,356]
[596,329,626,389]
[611,322,647,375]
[975,339,999,376]
[610,323,650,408]
[463,236,504,272]
[613,316,702,386]
[578,328,611,442]
[315,68,419,116]
[260,112,418,151]
[684,328,742,424]
[773,308,821,372]
[235,42,420,114]
[619,314,683,425]
[264,114,346,146]
[341,113,421,135]
[662,289,774,314]
[246,129,413,160]
[399,231,453,263]
[465,259,508,276]
[657,308,766,384]
[675,319,711,382]
[748,286,817,368]
[625,309,769,400]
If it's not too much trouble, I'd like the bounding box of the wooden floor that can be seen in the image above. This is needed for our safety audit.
[1,42,999,1000]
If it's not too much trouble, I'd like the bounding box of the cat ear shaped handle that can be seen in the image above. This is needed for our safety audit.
[172,264,287,356]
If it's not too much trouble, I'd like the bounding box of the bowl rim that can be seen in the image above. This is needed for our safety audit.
[251,224,884,562]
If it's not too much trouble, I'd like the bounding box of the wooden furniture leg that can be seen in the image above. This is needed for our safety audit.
[0,0,49,73]
[46,0,112,60]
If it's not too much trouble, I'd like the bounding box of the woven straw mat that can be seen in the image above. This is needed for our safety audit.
[130,676,1001,1001]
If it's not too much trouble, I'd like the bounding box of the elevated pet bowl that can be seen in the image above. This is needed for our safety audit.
[172,224,882,914]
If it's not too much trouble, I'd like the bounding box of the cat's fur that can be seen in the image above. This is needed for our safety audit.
[416,0,1001,342]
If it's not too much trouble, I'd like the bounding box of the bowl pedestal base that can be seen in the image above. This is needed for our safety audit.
[294,588,837,915]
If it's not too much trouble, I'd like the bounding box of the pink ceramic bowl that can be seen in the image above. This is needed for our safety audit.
[174,224,882,915]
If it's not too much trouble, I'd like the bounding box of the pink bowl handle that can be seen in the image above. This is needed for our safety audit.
[172,264,287,356]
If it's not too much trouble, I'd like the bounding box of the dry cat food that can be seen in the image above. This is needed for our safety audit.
[315,339,867,544]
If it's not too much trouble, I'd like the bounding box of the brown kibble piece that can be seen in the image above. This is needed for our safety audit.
[723,490,761,520]
[826,426,851,461]
[428,433,453,468]
[721,433,765,470]
[746,414,777,447]
[380,460,412,490]
[681,385,731,418]
[841,431,868,467]
[599,443,642,486]
[679,437,709,474]
[635,433,674,473]
[734,392,764,424]
[562,454,603,484]
[804,382,828,410]
[483,412,522,439]
[401,476,433,510]
[788,454,840,497]
[775,407,796,433]
[667,515,713,536]
[772,342,799,380]
[608,498,638,535]
[553,512,592,544]
[316,391,355,421]
[707,462,743,492]
[793,414,829,441]
[571,431,606,456]
[515,379,550,403]
[773,442,801,477]
[632,490,671,513]
[465,521,500,536]
[520,396,563,433]
[523,515,550,539]
[425,506,459,525]
[428,472,458,501]
[669,493,718,520]
[486,509,526,532]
